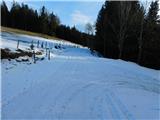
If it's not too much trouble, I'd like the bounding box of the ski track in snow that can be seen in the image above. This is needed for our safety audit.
[1,32,160,119]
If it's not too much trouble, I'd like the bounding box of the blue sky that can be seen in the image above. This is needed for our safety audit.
[2,0,104,32]
[2,0,160,32]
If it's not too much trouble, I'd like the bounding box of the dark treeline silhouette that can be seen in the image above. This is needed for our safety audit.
[1,1,160,69]
[95,0,160,69]
[1,1,59,34]
[1,1,93,47]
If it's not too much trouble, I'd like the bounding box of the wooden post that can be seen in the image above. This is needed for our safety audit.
[41,42,43,48]
[46,48,47,57]
[30,40,34,50]
[48,49,50,60]
[37,40,39,48]
[17,40,19,49]
[33,51,36,63]
[45,42,47,49]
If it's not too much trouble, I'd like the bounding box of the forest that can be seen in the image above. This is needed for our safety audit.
[1,0,160,69]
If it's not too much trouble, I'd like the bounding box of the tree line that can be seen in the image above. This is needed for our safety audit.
[1,1,93,47]
[1,2,60,35]
[95,0,160,69]
[1,0,160,69]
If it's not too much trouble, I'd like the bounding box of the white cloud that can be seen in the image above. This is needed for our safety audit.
[71,10,93,26]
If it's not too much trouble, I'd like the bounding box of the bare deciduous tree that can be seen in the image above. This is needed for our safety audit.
[138,1,148,64]
[85,23,94,35]
[85,23,94,50]
[118,1,131,59]
[108,1,131,58]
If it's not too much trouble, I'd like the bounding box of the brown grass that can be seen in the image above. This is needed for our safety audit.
[1,26,62,40]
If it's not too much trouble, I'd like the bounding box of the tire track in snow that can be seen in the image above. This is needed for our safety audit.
[95,97,105,120]
[31,58,71,115]
[104,89,135,120]
[57,83,95,119]
[20,57,71,117]
[88,87,108,120]
[57,83,107,119]
[105,91,121,119]
[42,59,80,117]
[108,89,135,120]
[2,58,69,118]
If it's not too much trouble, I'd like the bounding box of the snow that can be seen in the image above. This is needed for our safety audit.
[1,32,160,119]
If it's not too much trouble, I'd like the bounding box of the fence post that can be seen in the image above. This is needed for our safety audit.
[17,40,19,49]
[46,48,48,56]
[48,49,50,60]
[45,42,47,49]
[30,40,34,50]
[41,42,43,48]
[33,51,36,63]
[37,40,39,48]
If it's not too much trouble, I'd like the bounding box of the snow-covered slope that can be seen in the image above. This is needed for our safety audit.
[1,32,160,119]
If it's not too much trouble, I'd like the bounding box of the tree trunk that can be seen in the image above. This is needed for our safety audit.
[17,40,19,49]
[138,15,144,64]
[48,49,50,60]
[118,2,131,59]
[118,41,123,59]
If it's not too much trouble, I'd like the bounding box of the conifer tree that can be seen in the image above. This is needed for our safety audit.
[1,1,9,26]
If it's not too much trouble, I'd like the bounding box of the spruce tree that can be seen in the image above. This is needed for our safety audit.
[146,0,159,26]
[1,1,9,26]
[95,3,106,56]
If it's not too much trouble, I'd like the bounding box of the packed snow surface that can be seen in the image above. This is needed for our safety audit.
[1,32,160,119]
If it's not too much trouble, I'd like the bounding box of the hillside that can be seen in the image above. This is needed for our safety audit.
[1,26,61,40]
[1,31,160,119]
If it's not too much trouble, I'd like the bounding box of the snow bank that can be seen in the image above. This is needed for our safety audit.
[1,32,160,119]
